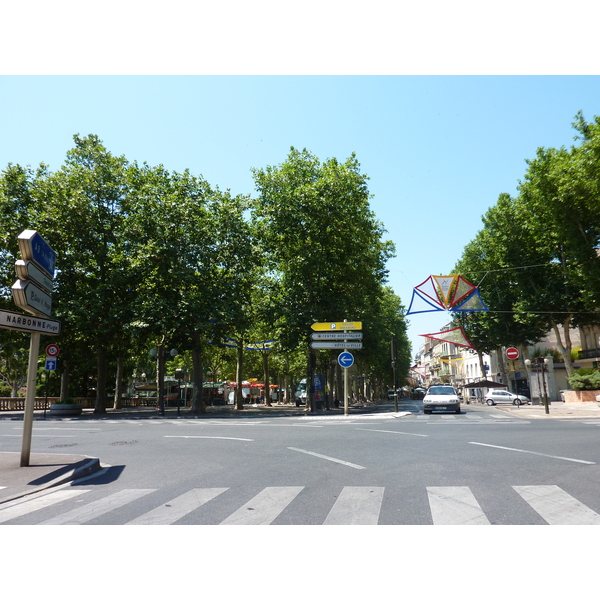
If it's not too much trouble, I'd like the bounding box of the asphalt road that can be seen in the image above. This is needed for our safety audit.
[2,398,600,525]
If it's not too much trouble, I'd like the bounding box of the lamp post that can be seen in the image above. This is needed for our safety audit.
[150,345,178,415]
[525,357,550,415]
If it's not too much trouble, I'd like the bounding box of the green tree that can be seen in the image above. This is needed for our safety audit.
[252,148,395,409]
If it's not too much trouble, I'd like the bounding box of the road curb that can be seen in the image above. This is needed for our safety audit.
[0,457,102,505]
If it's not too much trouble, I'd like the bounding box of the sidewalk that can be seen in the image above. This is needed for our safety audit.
[0,400,391,421]
[0,451,102,504]
[494,401,600,419]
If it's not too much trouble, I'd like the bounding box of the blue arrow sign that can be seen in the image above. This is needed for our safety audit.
[18,230,56,278]
[338,351,354,369]
[45,359,57,371]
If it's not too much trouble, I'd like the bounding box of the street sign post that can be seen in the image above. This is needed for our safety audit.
[506,347,519,360]
[13,230,57,468]
[0,310,60,335]
[311,341,363,350]
[12,279,53,317]
[17,230,56,278]
[338,352,355,368]
[311,321,362,331]
[338,351,355,417]
[311,331,363,340]
[15,260,53,293]
[46,344,60,357]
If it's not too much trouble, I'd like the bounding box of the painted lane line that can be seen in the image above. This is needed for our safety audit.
[220,486,304,525]
[41,489,156,525]
[427,486,490,525]
[164,436,254,441]
[26,428,101,431]
[355,428,429,437]
[127,488,229,525]
[513,485,600,525]
[287,447,366,469]
[0,489,89,524]
[324,486,385,525]
[1,434,76,438]
[469,442,595,464]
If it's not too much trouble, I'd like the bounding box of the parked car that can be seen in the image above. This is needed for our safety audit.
[423,385,461,414]
[483,390,529,406]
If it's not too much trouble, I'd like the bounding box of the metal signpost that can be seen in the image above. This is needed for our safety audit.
[311,321,362,331]
[338,351,355,416]
[10,230,58,467]
[310,321,363,415]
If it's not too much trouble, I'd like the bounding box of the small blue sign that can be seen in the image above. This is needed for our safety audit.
[45,359,56,371]
[338,351,354,369]
[30,232,56,277]
[18,230,56,278]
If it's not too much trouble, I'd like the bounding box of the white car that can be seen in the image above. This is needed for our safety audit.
[423,385,461,414]
[483,390,529,406]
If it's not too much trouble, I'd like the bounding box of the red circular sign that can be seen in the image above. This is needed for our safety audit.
[506,347,519,360]
[46,344,60,357]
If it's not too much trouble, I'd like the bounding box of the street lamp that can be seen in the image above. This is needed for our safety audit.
[524,357,550,415]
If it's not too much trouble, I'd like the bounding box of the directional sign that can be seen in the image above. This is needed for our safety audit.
[12,279,52,317]
[15,260,53,293]
[45,359,57,371]
[0,310,60,335]
[311,332,363,340]
[311,321,362,331]
[46,344,60,357]
[338,351,355,368]
[311,341,363,350]
[506,347,519,360]
[17,230,56,278]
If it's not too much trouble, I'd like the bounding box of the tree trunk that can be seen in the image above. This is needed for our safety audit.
[477,351,487,379]
[95,342,107,414]
[262,350,271,406]
[552,317,575,377]
[235,338,244,410]
[190,343,205,414]
[113,355,124,409]
[60,360,70,402]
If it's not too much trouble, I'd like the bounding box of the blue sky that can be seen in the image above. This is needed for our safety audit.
[1,75,600,356]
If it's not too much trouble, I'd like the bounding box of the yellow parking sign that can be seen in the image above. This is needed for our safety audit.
[311,321,362,331]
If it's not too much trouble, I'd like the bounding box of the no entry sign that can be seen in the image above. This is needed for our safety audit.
[506,347,519,360]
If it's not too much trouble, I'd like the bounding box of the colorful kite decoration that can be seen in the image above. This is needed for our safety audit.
[406,274,488,315]
[420,326,474,349]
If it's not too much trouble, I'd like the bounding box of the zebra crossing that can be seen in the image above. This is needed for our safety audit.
[1,482,599,525]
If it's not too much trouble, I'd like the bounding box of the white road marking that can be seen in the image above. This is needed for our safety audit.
[0,489,89,523]
[164,436,254,441]
[513,485,600,524]
[127,488,228,525]
[355,428,429,437]
[427,486,490,525]
[287,447,366,469]
[469,442,595,464]
[324,486,385,525]
[220,487,304,525]
[40,488,156,524]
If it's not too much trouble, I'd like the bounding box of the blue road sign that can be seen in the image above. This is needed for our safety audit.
[338,351,354,369]
[18,230,56,278]
[45,359,56,371]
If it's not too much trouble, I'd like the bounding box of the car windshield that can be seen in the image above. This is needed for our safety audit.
[428,387,455,395]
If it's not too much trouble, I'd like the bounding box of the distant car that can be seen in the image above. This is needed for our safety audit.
[423,385,461,414]
[484,390,529,406]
